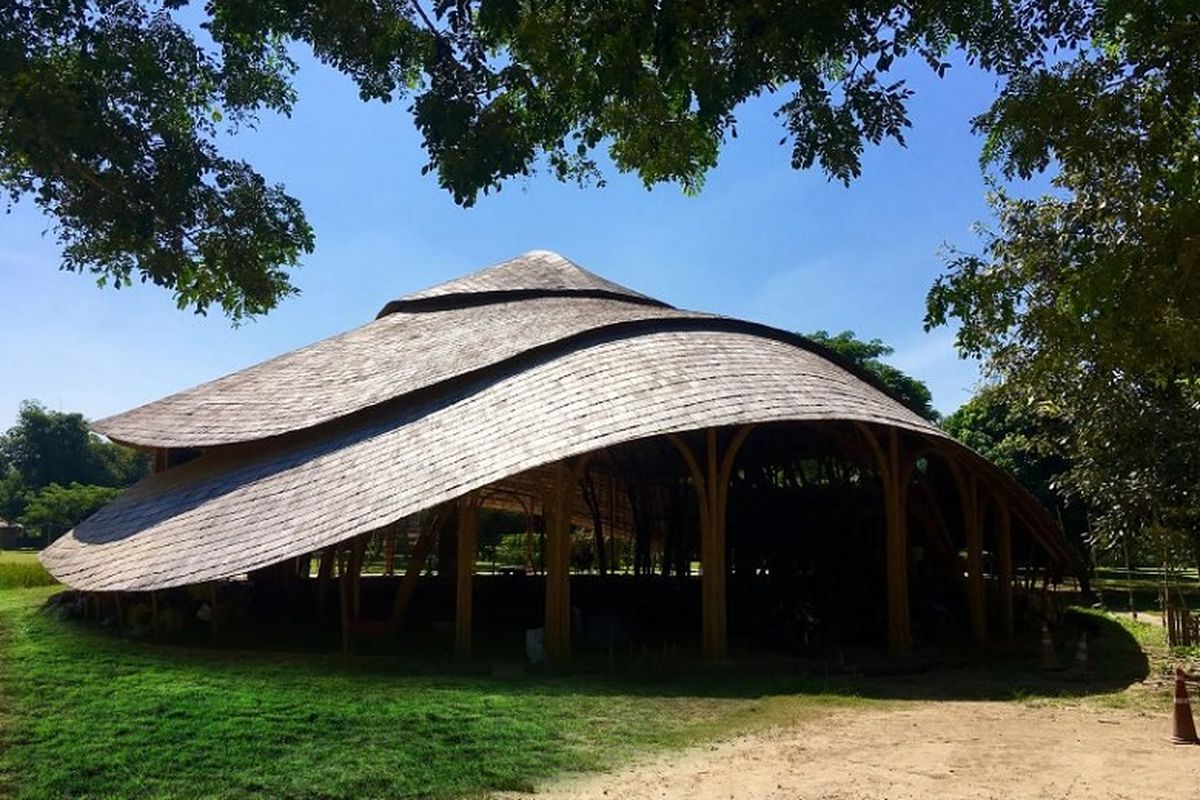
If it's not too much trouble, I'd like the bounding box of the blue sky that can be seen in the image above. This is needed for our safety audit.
[0,50,1003,431]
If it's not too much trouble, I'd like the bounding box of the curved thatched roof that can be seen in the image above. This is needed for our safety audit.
[43,251,1074,591]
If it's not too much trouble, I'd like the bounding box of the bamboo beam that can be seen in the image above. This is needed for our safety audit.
[997,498,1015,639]
[455,493,479,659]
[544,461,573,664]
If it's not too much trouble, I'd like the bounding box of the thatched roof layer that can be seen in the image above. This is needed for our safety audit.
[43,251,1076,590]
[95,298,708,448]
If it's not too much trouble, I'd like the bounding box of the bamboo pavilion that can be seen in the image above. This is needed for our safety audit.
[41,251,1079,661]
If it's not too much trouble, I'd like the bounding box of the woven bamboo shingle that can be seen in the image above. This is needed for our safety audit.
[42,251,1073,590]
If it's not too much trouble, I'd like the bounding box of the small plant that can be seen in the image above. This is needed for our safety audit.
[0,552,56,589]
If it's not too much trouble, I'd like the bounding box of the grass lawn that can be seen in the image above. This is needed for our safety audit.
[0,581,1175,800]
[0,586,876,799]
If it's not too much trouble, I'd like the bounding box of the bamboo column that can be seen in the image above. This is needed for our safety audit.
[455,493,480,659]
[964,477,987,645]
[339,547,350,654]
[389,505,450,634]
[316,545,335,622]
[857,425,912,655]
[997,499,1015,639]
[544,462,573,663]
[350,534,366,620]
[669,426,752,661]
[884,429,911,654]
[703,429,725,660]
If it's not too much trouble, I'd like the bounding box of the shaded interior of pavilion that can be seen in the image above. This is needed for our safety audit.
[81,420,1074,667]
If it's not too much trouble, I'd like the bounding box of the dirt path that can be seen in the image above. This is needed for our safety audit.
[505,701,1200,800]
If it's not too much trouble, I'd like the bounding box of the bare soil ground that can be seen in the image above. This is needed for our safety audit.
[504,700,1200,800]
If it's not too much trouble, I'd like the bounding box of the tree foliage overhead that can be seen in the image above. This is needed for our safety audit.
[927,0,1200,386]
[1,1,315,321]
[926,0,1200,559]
[2,0,1087,320]
[805,329,939,421]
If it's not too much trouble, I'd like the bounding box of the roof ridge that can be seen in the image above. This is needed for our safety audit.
[385,250,654,313]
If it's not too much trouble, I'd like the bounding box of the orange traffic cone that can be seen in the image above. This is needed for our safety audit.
[1172,667,1199,745]
[1040,622,1061,670]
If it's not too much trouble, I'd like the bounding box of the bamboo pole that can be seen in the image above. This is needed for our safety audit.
[389,505,450,634]
[856,424,911,655]
[339,563,350,655]
[668,426,752,661]
[316,545,335,623]
[455,494,479,659]
[964,477,987,645]
[350,534,366,620]
[885,428,911,654]
[383,524,397,576]
[997,499,1014,639]
[544,462,572,663]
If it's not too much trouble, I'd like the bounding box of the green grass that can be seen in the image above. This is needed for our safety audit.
[0,587,875,800]
[0,582,1170,800]
[0,551,56,589]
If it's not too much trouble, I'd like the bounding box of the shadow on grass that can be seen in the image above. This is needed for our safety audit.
[37,588,1151,706]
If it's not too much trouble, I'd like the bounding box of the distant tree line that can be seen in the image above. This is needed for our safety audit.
[0,401,149,545]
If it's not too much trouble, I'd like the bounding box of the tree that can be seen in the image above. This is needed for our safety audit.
[20,482,123,543]
[2,0,1087,320]
[925,1,1200,566]
[0,467,29,523]
[942,385,1062,504]
[806,329,940,421]
[0,400,150,490]
[941,384,1090,561]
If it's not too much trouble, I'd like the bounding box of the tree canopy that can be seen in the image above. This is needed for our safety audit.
[805,329,940,422]
[20,482,124,543]
[925,0,1200,561]
[2,0,1087,319]
[1,401,149,491]
[0,400,149,540]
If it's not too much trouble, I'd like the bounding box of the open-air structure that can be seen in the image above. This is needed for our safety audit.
[41,251,1079,662]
